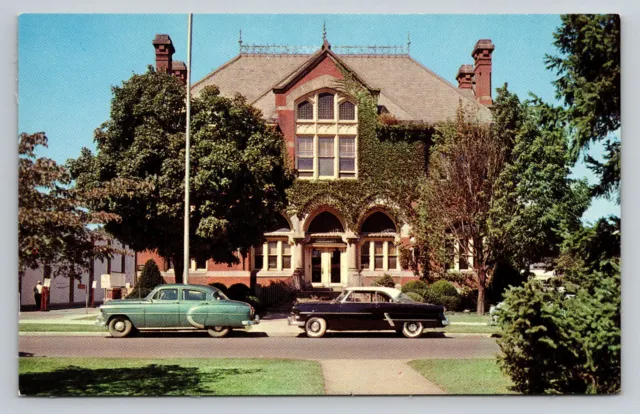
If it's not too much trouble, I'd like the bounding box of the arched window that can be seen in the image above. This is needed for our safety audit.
[317,93,335,119]
[268,215,291,233]
[339,101,355,120]
[361,212,397,233]
[308,211,344,233]
[297,100,313,120]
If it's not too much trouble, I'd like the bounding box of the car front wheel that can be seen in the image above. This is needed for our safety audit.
[108,316,133,338]
[305,317,327,338]
[401,321,424,338]
[207,326,231,338]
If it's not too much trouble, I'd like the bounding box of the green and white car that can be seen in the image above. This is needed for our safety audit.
[96,284,259,338]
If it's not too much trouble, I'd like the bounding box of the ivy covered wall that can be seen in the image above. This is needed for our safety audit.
[285,73,433,231]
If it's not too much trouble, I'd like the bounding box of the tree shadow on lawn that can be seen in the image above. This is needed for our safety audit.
[20,364,262,396]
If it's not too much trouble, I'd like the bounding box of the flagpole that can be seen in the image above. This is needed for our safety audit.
[183,13,193,285]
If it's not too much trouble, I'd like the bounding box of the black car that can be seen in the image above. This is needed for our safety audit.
[288,287,449,338]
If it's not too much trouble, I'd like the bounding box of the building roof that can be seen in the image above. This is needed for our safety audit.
[191,50,492,124]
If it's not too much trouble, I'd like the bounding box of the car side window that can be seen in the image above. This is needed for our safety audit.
[374,293,391,303]
[346,292,372,303]
[182,289,207,301]
[155,289,178,301]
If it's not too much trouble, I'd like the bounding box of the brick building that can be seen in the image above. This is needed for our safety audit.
[139,33,494,291]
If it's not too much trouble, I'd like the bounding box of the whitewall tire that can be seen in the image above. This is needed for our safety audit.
[207,326,231,338]
[305,317,327,338]
[108,316,133,338]
[402,321,424,338]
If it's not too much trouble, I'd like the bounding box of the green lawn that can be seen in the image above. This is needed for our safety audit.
[408,359,515,394]
[19,323,106,332]
[447,312,493,324]
[19,357,325,396]
[438,325,501,334]
[73,315,100,321]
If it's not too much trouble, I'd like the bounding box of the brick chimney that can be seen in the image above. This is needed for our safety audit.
[456,64,474,90]
[471,39,495,106]
[152,34,175,74]
[172,61,187,85]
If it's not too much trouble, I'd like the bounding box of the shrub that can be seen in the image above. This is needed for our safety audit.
[227,283,251,301]
[458,287,478,311]
[245,295,261,310]
[401,280,429,296]
[497,270,620,394]
[405,292,424,303]
[257,281,294,308]
[422,280,461,311]
[430,280,458,297]
[208,282,228,295]
[372,274,396,288]
[127,259,165,299]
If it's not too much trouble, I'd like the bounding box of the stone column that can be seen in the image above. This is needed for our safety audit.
[345,233,360,287]
[292,236,305,290]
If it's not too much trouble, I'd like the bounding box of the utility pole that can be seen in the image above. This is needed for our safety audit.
[183,13,193,284]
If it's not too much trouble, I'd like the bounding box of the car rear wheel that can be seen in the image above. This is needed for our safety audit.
[401,321,424,338]
[305,317,327,338]
[207,326,231,338]
[108,316,133,338]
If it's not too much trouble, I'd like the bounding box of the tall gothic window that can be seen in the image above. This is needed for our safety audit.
[318,93,335,119]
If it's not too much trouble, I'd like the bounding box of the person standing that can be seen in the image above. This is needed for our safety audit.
[33,281,43,310]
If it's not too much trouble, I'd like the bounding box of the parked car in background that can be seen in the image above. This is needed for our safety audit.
[96,284,259,338]
[288,287,449,338]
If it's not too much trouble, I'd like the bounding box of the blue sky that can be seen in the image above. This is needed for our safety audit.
[17,14,619,222]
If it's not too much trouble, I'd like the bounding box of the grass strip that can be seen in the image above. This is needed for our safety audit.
[19,324,106,332]
[408,359,515,394]
[446,312,493,324]
[19,357,325,396]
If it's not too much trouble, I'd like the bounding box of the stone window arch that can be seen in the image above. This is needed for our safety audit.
[307,211,345,233]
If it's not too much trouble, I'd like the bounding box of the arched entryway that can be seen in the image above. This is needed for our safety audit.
[358,210,400,273]
[304,210,347,288]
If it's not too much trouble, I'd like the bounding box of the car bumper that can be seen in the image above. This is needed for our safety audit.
[242,315,260,326]
[287,315,306,327]
[441,316,450,327]
[95,314,106,327]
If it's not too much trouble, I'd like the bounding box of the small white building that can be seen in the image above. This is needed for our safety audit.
[20,240,137,309]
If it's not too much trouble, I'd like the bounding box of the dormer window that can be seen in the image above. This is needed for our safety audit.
[294,90,358,180]
[297,101,313,120]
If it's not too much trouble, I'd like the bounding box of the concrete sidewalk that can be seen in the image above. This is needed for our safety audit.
[321,359,444,395]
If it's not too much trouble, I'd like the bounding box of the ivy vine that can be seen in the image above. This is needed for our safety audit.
[285,64,434,233]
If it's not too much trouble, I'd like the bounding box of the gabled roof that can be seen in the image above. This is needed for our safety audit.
[192,48,492,124]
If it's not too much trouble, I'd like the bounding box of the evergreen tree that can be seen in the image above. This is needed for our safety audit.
[128,259,165,298]
[546,14,620,201]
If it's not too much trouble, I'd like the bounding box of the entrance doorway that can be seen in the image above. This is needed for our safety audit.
[307,246,345,287]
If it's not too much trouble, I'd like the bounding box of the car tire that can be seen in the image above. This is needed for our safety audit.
[207,326,231,338]
[401,321,424,338]
[108,316,133,338]
[305,317,327,338]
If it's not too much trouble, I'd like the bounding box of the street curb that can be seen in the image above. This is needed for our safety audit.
[18,331,497,338]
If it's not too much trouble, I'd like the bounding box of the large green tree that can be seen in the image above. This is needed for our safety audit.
[18,132,120,299]
[488,86,591,273]
[546,14,620,201]
[421,106,507,314]
[68,69,293,283]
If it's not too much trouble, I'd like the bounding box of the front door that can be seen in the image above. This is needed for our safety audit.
[308,247,345,287]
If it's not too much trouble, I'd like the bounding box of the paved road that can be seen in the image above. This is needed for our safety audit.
[20,332,499,360]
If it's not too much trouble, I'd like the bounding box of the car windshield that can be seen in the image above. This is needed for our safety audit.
[395,292,417,304]
[333,291,348,303]
[211,289,229,300]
